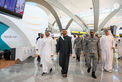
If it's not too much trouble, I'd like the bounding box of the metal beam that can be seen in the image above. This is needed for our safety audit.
[66,18,73,30]
[65,15,88,30]
[52,20,56,26]
[26,0,62,31]
[75,15,88,29]
[98,6,122,31]
[92,0,99,32]
[44,0,88,31]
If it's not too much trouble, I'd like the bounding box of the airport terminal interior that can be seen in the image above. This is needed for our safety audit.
[0,0,122,82]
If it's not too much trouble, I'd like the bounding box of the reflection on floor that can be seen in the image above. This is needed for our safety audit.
[0,59,15,69]
[0,55,122,82]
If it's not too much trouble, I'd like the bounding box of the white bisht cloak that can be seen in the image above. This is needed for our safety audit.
[100,35,115,71]
[41,37,54,73]
[36,38,44,57]
[72,37,76,57]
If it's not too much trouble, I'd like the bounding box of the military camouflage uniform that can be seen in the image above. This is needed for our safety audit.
[83,36,101,72]
[74,37,83,61]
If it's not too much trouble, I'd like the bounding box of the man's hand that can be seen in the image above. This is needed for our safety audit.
[56,52,58,55]
[98,54,101,64]
[35,54,39,57]
[99,54,101,57]
[70,54,72,56]
[112,47,115,50]
[83,52,86,56]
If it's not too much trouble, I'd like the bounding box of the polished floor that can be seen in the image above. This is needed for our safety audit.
[0,55,122,82]
[0,59,15,69]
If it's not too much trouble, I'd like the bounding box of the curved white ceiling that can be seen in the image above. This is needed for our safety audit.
[27,0,122,31]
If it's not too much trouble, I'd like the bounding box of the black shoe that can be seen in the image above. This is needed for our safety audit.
[63,74,67,78]
[92,72,97,79]
[78,57,80,61]
[76,57,78,61]
[50,68,53,73]
[87,67,91,73]
[118,57,121,60]
[41,72,47,76]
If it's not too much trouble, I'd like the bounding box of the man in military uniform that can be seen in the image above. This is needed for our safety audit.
[83,34,89,65]
[83,30,101,79]
[74,33,83,62]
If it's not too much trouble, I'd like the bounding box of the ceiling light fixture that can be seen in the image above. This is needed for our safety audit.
[113,2,120,9]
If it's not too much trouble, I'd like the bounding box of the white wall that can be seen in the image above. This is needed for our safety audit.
[0,2,48,47]
[1,28,27,48]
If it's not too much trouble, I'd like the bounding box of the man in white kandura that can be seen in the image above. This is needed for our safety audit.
[36,33,44,67]
[117,34,122,59]
[100,30,115,73]
[41,32,54,76]
[72,35,77,58]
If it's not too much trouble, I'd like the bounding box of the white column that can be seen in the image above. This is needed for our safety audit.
[92,0,99,32]
[44,0,87,31]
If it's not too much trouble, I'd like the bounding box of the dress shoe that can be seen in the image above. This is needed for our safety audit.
[50,68,53,73]
[41,72,47,76]
[87,67,91,73]
[92,71,97,79]
[63,74,67,78]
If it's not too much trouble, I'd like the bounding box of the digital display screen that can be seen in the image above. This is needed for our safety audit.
[0,0,6,7]
[0,0,26,18]
[15,0,25,15]
[4,0,17,11]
